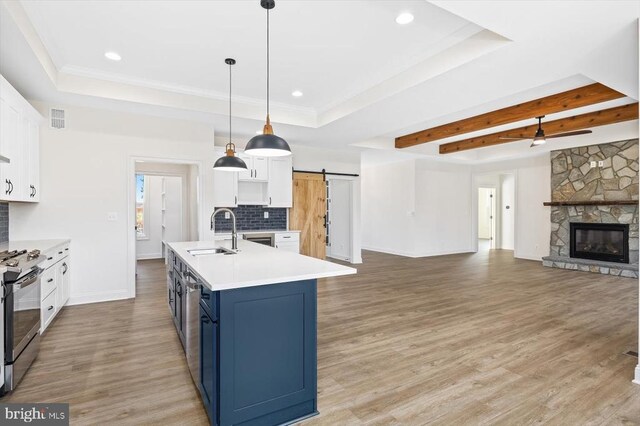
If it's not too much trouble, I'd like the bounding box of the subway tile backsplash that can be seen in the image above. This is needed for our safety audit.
[214,205,287,232]
[0,202,8,243]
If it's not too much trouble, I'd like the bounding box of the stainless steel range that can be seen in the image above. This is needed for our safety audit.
[0,248,45,395]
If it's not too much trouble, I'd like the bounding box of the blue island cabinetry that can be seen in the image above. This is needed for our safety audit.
[197,278,318,426]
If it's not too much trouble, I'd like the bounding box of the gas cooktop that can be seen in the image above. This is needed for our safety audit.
[0,249,45,283]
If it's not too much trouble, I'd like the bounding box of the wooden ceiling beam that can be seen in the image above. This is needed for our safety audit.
[438,103,638,154]
[395,83,625,149]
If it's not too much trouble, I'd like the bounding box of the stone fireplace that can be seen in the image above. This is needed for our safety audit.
[542,139,639,278]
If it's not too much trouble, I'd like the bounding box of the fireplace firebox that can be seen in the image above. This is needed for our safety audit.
[569,222,629,264]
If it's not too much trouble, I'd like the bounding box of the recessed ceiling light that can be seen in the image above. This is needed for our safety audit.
[395,12,414,25]
[291,90,303,97]
[104,51,121,61]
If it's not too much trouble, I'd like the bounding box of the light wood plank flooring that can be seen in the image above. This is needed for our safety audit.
[3,249,640,425]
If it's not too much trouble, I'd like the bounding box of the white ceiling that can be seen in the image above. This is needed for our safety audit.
[0,0,638,165]
[18,0,484,112]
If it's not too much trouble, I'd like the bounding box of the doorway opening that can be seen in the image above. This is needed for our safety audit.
[326,179,353,262]
[473,172,516,254]
[478,187,496,251]
[129,159,202,296]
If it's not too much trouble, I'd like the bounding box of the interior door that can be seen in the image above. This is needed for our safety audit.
[327,180,351,261]
[290,172,326,259]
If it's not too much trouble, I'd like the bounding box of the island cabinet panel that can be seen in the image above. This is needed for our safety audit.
[217,279,318,426]
[200,286,218,321]
[200,305,218,425]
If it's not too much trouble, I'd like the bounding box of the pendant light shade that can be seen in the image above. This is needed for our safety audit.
[214,143,248,170]
[245,0,291,157]
[214,58,248,172]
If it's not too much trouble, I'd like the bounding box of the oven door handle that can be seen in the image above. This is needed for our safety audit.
[10,268,41,291]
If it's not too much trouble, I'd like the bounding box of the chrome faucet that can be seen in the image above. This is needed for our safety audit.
[210,208,238,250]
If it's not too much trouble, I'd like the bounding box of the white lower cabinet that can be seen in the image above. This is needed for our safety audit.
[274,232,300,254]
[40,243,71,333]
[41,288,57,331]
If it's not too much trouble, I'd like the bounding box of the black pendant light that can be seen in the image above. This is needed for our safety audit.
[214,58,248,171]
[244,0,292,157]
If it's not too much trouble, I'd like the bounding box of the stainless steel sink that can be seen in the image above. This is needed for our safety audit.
[187,247,237,256]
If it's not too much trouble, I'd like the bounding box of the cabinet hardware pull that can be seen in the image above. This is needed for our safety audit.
[8,180,13,195]
[65,248,69,251]
[58,251,63,255]
[269,197,272,205]
[47,257,53,261]
[47,278,53,283]
[283,236,291,239]
[48,306,54,311]
[234,195,237,205]
[5,180,9,195]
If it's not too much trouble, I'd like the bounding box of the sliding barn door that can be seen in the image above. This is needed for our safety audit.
[290,173,326,259]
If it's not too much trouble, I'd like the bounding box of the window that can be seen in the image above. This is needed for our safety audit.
[136,174,149,240]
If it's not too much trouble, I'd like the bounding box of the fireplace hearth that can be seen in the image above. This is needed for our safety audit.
[570,222,629,264]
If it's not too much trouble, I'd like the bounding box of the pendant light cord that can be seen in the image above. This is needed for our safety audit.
[229,61,232,145]
[266,8,270,117]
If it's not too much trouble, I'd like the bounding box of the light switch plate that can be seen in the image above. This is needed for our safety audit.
[107,212,118,221]
[590,161,597,168]
[264,211,269,219]
[225,212,230,219]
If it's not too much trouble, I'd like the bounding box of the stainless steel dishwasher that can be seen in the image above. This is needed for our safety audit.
[184,269,202,384]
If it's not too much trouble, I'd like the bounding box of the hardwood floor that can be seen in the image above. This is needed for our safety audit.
[3,250,640,425]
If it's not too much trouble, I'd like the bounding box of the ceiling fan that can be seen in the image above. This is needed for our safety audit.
[500,116,592,147]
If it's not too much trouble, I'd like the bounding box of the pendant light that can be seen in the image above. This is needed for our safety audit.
[244,0,292,157]
[214,58,249,171]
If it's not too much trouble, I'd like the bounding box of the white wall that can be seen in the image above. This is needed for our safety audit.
[10,103,216,305]
[362,159,416,256]
[361,153,549,261]
[500,174,515,250]
[135,175,164,259]
[413,160,473,256]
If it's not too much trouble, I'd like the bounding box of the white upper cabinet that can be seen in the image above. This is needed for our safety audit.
[267,156,293,208]
[212,149,239,208]
[238,153,269,182]
[213,147,292,208]
[0,75,42,203]
[26,120,40,201]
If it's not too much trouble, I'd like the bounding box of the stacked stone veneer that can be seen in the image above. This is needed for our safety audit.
[543,139,639,278]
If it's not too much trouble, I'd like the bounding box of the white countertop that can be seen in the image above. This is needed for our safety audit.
[0,239,70,253]
[167,239,356,291]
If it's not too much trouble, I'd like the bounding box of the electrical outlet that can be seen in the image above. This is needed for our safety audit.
[264,211,269,219]
[598,160,604,167]
[107,212,118,221]
[224,212,230,219]
[590,161,597,168]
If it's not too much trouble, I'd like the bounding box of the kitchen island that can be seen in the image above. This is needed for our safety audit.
[165,240,356,426]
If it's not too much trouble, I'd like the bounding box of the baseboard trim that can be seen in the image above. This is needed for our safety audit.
[361,246,421,258]
[634,365,640,385]
[67,290,132,306]
[362,246,473,259]
[136,253,163,260]
[515,253,543,261]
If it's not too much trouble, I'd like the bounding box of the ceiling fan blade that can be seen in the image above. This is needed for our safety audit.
[545,130,593,139]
